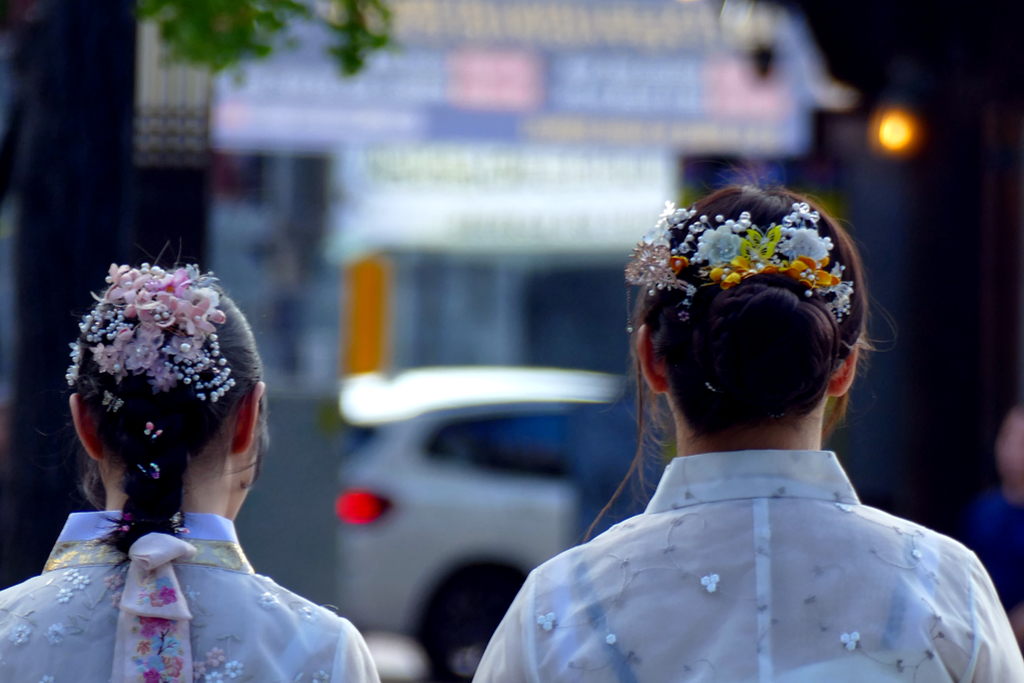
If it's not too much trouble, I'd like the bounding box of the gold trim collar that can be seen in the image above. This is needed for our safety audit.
[44,539,254,574]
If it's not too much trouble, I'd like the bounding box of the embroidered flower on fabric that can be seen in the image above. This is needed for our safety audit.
[132,617,186,683]
[137,576,178,608]
[205,673,224,683]
[257,592,279,609]
[138,616,169,639]
[224,661,243,679]
[298,606,316,622]
[39,676,55,683]
[8,624,31,645]
[206,648,226,668]
[46,623,66,645]
[605,634,617,645]
[56,587,73,604]
[835,503,854,513]
[186,586,200,601]
[840,631,860,651]
[110,592,122,608]
[193,662,207,681]
[104,572,126,591]
[312,672,330,683]
[63,568,90,591]
[700,574,720,593]
[536,613,556,631]
[912,549,923,559]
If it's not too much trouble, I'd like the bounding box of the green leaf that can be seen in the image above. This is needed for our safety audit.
[137,0,392,76]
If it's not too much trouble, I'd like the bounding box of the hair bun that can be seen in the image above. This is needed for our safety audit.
[701,276,839,412]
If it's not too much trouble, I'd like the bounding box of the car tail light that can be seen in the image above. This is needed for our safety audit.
[336,489,392,525]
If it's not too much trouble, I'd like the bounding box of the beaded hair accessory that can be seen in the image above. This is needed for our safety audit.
[625,201,855,323]
[66,263,235,401]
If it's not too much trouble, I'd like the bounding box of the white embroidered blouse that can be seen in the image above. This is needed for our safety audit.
[0,512,380,683]
[474,450,1024,683]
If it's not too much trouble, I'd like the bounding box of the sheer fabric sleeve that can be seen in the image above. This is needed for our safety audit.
[963,553,1024,682]
[333,617,382,683]
[473,571,537,683]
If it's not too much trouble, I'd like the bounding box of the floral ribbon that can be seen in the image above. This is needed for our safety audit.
[112,533,196,683]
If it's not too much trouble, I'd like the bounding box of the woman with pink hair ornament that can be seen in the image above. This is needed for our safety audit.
[474,186,1024,683]
[0,263,381,683]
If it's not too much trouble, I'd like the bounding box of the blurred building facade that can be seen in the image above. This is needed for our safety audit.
[208,0,841,381]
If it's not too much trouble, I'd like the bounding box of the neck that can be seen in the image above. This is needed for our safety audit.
[102,496,236,519]
[100,462,248,520]
[675,410,825,457]
[1002,483,1024,507]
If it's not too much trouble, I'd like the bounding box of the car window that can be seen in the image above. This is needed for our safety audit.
[427,414,569,477]
[342,426,378,457]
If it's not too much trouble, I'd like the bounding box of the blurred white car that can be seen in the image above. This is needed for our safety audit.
[335,367,638,680]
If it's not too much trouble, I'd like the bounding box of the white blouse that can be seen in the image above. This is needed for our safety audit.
[0,512,380,683]
[474,449,1024,683]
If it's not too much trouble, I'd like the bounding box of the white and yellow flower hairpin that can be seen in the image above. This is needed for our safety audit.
[625,201,855,322]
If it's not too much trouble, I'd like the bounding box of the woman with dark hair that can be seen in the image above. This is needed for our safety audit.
[474,187,1024,682]
[0,264,379,683]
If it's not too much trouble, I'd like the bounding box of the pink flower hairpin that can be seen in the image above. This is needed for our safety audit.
[66,263,235,402]
[143,422,163,440]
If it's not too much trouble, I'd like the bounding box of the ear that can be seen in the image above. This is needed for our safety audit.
[230,381,266,455]
[637,325,670,394]
[827,346,859,398]
[70,393,105,461]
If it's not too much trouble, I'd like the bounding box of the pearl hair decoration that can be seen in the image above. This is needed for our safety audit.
[65,263,237,403]
[625,201,855,323]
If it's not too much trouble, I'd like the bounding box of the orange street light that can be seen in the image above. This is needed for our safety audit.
[872,107,923,157]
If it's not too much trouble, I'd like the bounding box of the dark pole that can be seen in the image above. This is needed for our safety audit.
[902,92,987,532]
[0,0,135,586]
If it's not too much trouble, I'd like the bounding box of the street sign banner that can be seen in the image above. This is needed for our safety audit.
[212,0,834,156]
